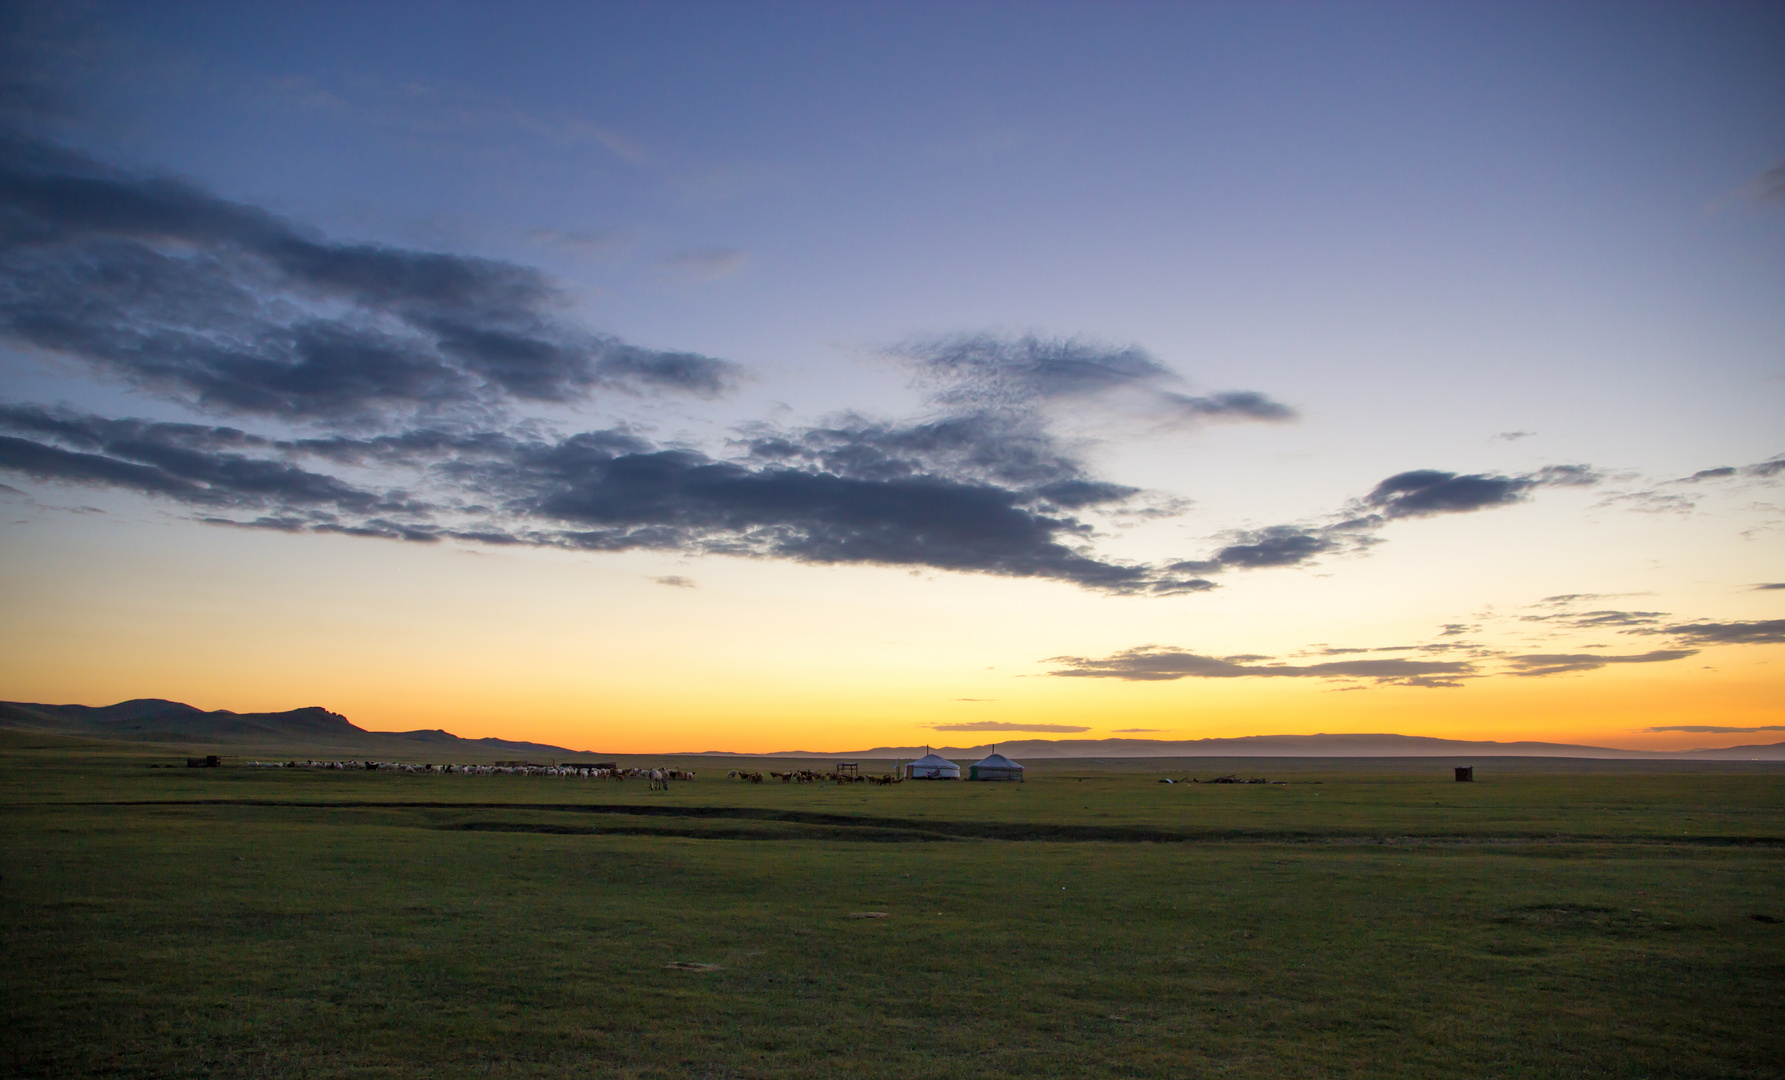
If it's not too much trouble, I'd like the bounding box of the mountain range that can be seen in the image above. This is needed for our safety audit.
[737,733,1785,761]
[4,698,1783,760]
[0,699,593,759]
[7,698,1785,761]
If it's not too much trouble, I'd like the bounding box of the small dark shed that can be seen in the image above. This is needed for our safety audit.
[186,756,221,768]
[1454,766,1474,782]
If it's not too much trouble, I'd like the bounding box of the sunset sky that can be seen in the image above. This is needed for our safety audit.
[1,1,1781,753]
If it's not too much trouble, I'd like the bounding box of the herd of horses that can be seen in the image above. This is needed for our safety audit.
[728,769,902,786]
[243,761,697,784]
[235,760,906,789]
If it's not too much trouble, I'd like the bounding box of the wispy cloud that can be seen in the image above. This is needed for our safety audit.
[649,575,694,588]
[1167,465,1599,577]
[1045,647,1475,688]
[524,227,631,259]
[1640,724,1785,734]
[1754,161,1785,203]
[1646,620,1785,646]
[1519,608,1668,631]
[0,134,738,425]
[0,134,1721,604]
[927,721,1091,733]
[1591,453,1785,515]
[894,334,1296,427]
[264,76,648,163]
[1503,650,1696,677]
[0,402,1190,591]
[1362,466,1596,519]
[661,247,748,282]
[1042,597,1785,692]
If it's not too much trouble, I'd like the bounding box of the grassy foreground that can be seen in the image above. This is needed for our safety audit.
[3,735,1782,1078]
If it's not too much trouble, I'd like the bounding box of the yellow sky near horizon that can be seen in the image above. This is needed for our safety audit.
[3,507,1777,755]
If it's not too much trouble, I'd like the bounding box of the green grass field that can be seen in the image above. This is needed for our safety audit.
[4,733,1782,1078]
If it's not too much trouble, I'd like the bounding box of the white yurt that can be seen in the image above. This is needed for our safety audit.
[968,751,1024,781]
[904,752,960,780]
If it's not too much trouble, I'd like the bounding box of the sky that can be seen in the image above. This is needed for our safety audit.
[0,1,1781,753]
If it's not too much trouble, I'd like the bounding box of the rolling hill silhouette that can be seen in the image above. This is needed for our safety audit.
[0,699,592,759]
[5,699,1780,760]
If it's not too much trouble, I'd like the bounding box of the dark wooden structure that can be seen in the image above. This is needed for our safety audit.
[1454,766,1474,782]
[834,762,859,776]
[186,756,221,768]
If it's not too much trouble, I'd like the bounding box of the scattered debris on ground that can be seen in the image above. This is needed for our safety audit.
[663,962,721,971]
[849,911,889,919]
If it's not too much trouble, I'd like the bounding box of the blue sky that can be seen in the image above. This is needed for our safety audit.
[1,2,1781,749]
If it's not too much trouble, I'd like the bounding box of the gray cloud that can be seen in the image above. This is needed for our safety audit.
[1504,650,1697,677]
[266,76,648,164]
[0,404,409,516]
[650,575,695,588]
[0,134,738,424]
[927,721,1091,732]
[1161,464,1598,577]
[1362,465,1595,520]
[662,247,747,281]
[1537,593,1621,605]
[506,443,1157,589]
[1755,583,1785,591]
[1596,454,1785,515]
[1656,453,1785,485]
[0,142,1302,595]
[1520,608,1668,630]
[0,403,1221,594]
[1045,646,1475,687]
[524,227,629,258]
[0,138,1635,598]
[1593,490,1696,514]
[1653,620,1785,646]
[895,334,1295,425]
[1757,161,1785,203]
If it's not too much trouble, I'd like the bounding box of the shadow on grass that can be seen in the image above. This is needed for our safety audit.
[76,798,1785,846]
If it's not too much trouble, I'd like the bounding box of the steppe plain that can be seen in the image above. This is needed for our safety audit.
[3,730,1782,1079]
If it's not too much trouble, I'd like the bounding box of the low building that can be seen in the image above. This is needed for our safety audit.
[968,751,1024,781]
[904,753,960,780]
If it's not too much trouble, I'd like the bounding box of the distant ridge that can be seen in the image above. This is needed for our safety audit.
[0,699,594,759]
[734,732,1785,761]
[5,699,1781,760]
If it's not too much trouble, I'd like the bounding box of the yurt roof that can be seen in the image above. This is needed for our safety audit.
[971,752,1023,770]
[909,753,956,767]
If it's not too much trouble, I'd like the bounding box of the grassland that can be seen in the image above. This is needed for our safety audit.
[3,731,1782,1078]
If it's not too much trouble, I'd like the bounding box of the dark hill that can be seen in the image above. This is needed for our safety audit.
[0,699,593,759]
